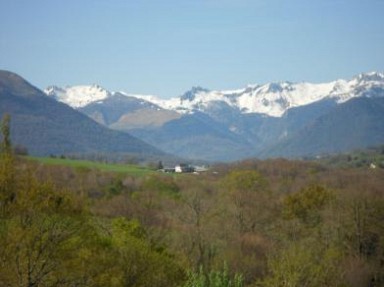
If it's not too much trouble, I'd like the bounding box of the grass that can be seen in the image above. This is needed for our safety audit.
[26,156,154,176]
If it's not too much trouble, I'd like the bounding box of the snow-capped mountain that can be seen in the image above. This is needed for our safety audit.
[150,72,384,117]
[45,72,384,117]
[44,72,384,161]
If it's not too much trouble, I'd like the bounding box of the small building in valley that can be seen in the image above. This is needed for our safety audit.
[175,164,195,173]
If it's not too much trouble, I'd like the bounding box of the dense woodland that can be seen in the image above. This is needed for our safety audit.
[1,115,384,286]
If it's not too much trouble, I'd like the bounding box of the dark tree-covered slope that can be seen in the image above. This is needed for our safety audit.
[0,70,164,158]
[261,97,384,158]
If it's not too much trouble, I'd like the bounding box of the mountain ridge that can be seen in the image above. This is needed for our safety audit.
[43,71,384,161]
[2,70,383,162]
[45,71,384,117]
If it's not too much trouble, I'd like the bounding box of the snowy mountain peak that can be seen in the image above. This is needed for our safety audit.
[355,71,384,83]
[44,84,112,108]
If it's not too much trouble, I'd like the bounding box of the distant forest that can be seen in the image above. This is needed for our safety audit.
[1,115,383,287]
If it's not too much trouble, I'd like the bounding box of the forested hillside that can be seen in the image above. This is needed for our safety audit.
[1,115,384,286]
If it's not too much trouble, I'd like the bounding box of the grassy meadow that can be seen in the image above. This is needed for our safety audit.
[26,156,155,176]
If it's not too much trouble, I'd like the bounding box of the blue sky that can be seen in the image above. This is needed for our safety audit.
[1,0,383,98]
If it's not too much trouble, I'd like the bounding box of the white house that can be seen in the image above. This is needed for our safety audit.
[175,164,195,173]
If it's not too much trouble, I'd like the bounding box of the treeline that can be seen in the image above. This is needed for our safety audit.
[1,114,384,286]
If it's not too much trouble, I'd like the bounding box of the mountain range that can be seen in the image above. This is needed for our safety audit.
[0,70,165,162]
[45,72,384,161]
[0,69,383,162]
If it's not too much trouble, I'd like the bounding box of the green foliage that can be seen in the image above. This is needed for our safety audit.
[105,177,125,197]
[283,185,333,225]
[1,122,384,287]
[108,217,185,286]
[261,239,345,287]
[142,174,180,198]
[317,145,384,169]
[222,170,271,234]
[182,265,244,287]
[0,114,15,216]
[224,170,266,192]
[0,165,185,286]
[0,125,185,286]
[27,156,154,175]
[111,217,147,242]
[338,191,384,284]
[0,166,90,286]
[0,114,11,155]
[0,214,88,286]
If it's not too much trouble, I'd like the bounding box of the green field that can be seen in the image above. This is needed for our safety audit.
[26,156,154,176]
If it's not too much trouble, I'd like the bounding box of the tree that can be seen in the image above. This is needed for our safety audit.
[261,238,345,287]
[0,171,92,286]
[222,170,270,233]
[0,114,12,156]
[338,191,384,285]
[220,170,273,283]
[107,217,185,286]
[183,264,244,287]
[283,185,333,226]
[0,114,15,216]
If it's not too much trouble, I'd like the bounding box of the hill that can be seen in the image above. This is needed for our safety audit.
[0,70,165,161]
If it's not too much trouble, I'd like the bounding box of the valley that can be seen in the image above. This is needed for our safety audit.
[2,1,383,285]
[1,75,384,284]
